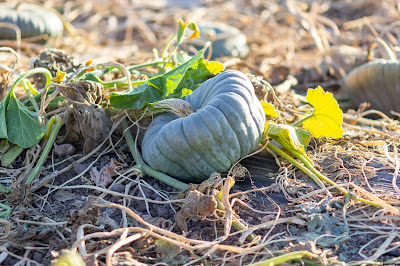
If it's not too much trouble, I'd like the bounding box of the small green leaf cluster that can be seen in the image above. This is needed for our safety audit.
[110,50,224,109]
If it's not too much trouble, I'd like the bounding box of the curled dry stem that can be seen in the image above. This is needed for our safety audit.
[343,110,400,133]
[367,37,397,61]
[262,78,303,115]
[80,198,297,265]
[0,47,20,76]
[0,22,21,52]
[88,199,249,253]
[105,232,144,266]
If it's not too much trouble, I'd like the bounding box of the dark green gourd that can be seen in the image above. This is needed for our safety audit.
[0,3,63,41]
[142,70,265,183]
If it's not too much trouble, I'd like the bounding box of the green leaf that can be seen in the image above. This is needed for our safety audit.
[82,71,104,83]
[176,51,192,65]
[0,67,51,149]
[112,50,224,110]
[149,50,204,97]
[172,59,224,98]
[180,88,193,96]
[6,93,46,148]
[0,94,8,139]
[109,82,164,110]
[265,122,311,155]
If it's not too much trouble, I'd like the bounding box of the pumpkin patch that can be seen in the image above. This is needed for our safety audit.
[0,2,399,266]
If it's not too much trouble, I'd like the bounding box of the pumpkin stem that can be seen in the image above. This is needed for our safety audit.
[26,115,64,186]
[147,98,196,118]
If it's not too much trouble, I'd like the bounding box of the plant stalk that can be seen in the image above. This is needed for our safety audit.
[10,68,52,95]
[292,111,314,127]
[122,119,189,191]
[25,116,64,186]
[0,203,11,218]
[248,251,319,266]
[267,142,400,210]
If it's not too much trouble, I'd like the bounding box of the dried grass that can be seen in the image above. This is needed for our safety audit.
[1,0,400,265]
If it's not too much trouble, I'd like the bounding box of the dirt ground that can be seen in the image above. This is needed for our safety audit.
[0,0,400,265]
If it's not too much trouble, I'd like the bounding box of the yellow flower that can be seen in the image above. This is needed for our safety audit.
[52,69,66,83]
[188,22,200,41]
[85,59,94,72]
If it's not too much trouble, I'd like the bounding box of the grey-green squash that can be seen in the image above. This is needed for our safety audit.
[344,59,400,115]
[188,22,249,60]
[0,3,63,41]
[142,70,265,183]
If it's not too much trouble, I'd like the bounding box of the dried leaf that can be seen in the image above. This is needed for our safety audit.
[174,190,217,232]
[53,143,76,157]
[142,215,173,229]
[90,158,120,187]
[96,212,119,230]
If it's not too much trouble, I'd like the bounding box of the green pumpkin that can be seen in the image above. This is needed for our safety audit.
[142,70,265,183]
[0,3,63,41]
[344,59,400,115]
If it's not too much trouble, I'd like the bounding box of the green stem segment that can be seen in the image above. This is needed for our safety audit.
[127,59,164,72]
[122,119,189,191]
[248,251,319,266]
[21,80,39,112]
[0,202,11,218]
[10,68,52,94]
[267,142,325,189]
[10,68,52,111]
[25,116,64,186]
[102,79,146,89]
[267,142,399,210]
[86,59,164,89]
[0,184,11,194]
[292,111,314,127]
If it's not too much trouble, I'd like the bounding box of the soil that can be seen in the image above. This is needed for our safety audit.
[0,0,400,265]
